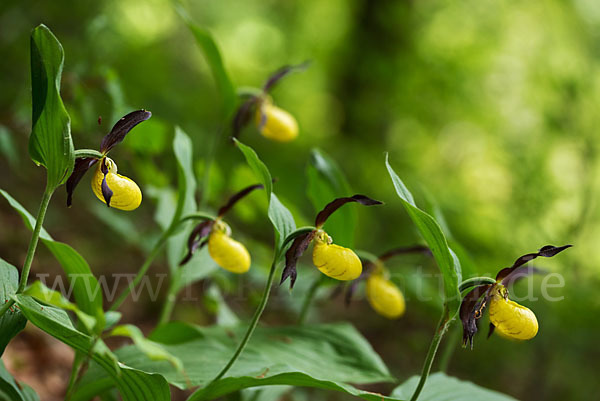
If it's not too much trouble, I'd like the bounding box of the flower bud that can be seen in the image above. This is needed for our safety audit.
[91,158,142,211]
[366,274,405,319]
[256,103,298,142]
[312,233,361,281]
[208,229,251,274]
[488,288,538,340]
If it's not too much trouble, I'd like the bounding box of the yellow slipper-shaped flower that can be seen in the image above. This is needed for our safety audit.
[208,229,251,274]
[366,274,405,319]
[312,240,361,281]
[256,103,298,142]
[91,158,142,211]
[488,289,538,340]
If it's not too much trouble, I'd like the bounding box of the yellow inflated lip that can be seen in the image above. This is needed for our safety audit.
[91,157,142,211]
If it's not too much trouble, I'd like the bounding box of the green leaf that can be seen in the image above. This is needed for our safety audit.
[233,139,272,197]
[0,259,27,356]
[384,154,462,315]
[306,148,355,247]
[234,139,296,249]
[29,24,74,189]
[391,372,518,401]
[0,125,19,168]
[109,324,186,376]
[175,247,219,291]
[22,281,97,333]
[0,189,104,323]
[0,359,40,401]
[268,193,296,250]
[74,323,394,400]
[177,6,236,116]
[12,295,170,401]
[163,127,198,273]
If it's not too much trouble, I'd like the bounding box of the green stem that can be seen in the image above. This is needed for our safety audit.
[1,186,54,320]
[410,311,451,401]
[297,276,323,325]
[17,186,53,293]
[157,272,180,325]
[209,257,278,384]
[458,277,496,292]
[109,232,169,312]
[437,321,459,372]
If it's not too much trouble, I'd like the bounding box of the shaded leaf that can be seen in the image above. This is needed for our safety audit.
[74,323,394,400]
[29,24,74,189]
[306,148,355,247]
[391,372,517,401]
[177,6,236,116]
[1,190,104,323]
[385,154,462,315]
[13,295,170,401]
[0,359,40,401]
[0,259,27,356]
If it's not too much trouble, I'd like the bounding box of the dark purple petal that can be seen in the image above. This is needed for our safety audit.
[496,245,572,284]
[460,284,492,349]
[66,157,99,207]
[378,245,432,262]
[280,231,316,289]
[232,98,258,139]
[262,61,311,93]
[180,220,215,266]
[487,323,496,339]
[100,110,152,153]
[315,195,383,228]
[218,184,264,217]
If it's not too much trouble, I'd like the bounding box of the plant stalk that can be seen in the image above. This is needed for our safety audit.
[157,272,180,325]
[1,186,53,318]
[109,232,169,312]
[209,257,278,384]
[297,276,323,325]
[437,321,459,372]
[410,311,451,401]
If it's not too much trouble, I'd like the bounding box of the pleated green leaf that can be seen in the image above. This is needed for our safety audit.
[0,260,27,356]
[29,24,74,189]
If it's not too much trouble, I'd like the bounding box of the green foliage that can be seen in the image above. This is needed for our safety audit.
[28,24,74,189]
[0,260,26,356]
[306,148,356,247]
[391,373,518,401]
[74,323,394,400]
[0,189,104,322]
[234,139,296,249]
[0,359,39,401]
[385,154,462,316]
[12,295,170,401]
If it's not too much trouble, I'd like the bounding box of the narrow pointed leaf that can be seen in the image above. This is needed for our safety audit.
[385,154,462,315]
[0,359,40,401]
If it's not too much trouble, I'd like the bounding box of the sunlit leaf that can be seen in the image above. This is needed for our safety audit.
[29,24,74,189]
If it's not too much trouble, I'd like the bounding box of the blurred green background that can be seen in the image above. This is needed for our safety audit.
[1,0,599,400]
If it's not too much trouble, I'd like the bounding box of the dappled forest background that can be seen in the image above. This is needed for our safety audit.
[1,0,599,400]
